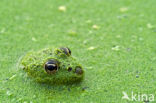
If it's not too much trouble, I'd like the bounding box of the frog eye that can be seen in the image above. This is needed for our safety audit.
[44,59,58,74]
[60,47,71,56]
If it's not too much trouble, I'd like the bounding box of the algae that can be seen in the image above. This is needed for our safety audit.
[20,47,84,84]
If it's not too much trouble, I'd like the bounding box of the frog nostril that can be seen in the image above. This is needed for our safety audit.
[68,67,72,72]
[75,66,83,75]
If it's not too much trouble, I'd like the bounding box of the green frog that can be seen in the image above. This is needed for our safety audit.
[20,47,84,84]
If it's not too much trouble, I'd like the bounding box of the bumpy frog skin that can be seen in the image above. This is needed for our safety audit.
[20,47,84,84]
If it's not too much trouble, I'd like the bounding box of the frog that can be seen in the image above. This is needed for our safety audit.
[20,47,84,84]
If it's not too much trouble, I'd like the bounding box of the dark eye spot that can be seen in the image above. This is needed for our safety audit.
[68,67,72,72]
[60,47,71,56]
[44,59,58,74]
[46,64,57,71]
[75,66,83,75]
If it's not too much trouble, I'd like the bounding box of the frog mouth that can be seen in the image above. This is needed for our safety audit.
[75,66,83,75]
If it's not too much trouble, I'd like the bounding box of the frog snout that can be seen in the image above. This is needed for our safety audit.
[75,66,83,75]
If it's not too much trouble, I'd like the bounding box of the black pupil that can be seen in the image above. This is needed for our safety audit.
[45,60,58,71]
[67,48,71,54]
[47,64,57,71]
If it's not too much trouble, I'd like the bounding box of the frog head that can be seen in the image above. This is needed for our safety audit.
[20,47,84,84]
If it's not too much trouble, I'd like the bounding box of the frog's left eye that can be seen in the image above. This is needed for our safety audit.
[60,47,71,56]
[44,59,59,74]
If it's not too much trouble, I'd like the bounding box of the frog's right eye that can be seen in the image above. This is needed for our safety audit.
[44,59,58,74]
[60,47,71,56]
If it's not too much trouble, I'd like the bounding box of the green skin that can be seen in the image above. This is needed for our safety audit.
[20,48,84,84]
